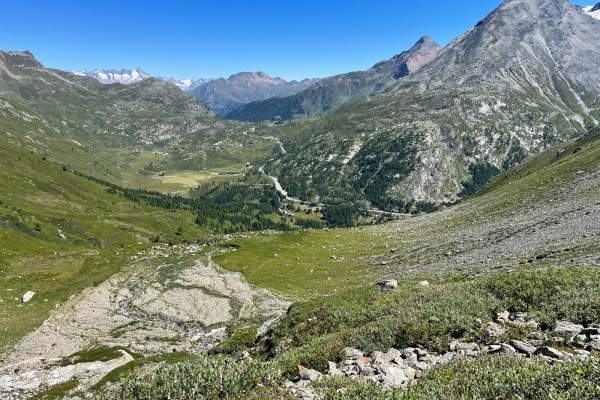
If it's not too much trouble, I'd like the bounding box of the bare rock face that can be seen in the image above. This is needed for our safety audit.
[397,0,600,94]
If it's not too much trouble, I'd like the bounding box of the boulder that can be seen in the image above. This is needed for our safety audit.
[587,340,600,352]
[553,321,583,339]
[375,280,398,292]
[22,291,35,303]
[298,366,322,381]
[418,281,429,286]
[509,340,536,356]
[534,346,563,359]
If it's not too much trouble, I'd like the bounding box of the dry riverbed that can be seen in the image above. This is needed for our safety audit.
[0,243,289,398]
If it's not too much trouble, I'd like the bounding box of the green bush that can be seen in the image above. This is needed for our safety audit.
[97,355,291,400]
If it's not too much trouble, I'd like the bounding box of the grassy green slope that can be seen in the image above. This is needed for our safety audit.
[217,127,600,299]
[0,141,208,353]
[98,129,600,399]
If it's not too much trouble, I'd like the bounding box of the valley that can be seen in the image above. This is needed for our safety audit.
[1,0,600,399]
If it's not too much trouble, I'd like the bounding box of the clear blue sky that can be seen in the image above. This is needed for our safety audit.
[1,0,510,81]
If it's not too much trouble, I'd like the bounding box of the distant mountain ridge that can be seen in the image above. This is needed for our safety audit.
[190,72,320,116]
[68,68,214,91]
[224,36,442,122]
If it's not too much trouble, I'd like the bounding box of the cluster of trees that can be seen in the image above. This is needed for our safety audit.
[321,204,361,228]
[78,173,293,233]
[460,162,501,197]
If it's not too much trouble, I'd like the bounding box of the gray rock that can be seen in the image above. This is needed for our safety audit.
[328,361,343,376]
[437,352,455,365]
[298,366,322,381]
[586,340,600,352]
[375,280,398,291]
[553,321,584,338]
[534,346,563,359]
[509,340,536,355]
[22,291,35,303]
[499,343,517,353]
[418,281,430,286]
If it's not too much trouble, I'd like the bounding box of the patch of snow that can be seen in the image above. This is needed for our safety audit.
[583,5,600,20]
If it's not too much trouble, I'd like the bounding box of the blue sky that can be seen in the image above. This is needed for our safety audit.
[1,0,509,81]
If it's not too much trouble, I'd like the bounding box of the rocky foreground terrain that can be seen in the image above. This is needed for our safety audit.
[0,243,289,398]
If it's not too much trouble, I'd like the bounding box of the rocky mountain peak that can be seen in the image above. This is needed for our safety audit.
[0,51,45,70]
[395,0,600,93]
[227,71,285,86]
[593,2,600,12]
[412,35,440,51]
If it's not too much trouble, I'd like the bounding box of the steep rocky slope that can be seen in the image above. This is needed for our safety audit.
[259,0,600,209]
[225,36,442,122]
[190,72,319,116]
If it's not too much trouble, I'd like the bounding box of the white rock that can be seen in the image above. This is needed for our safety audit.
[22,291,35,303]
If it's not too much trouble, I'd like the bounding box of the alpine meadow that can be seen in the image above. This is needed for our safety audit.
[2,0,600,399]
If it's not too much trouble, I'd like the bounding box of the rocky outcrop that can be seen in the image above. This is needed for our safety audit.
[0,350,133,399]
[288,314,599,395]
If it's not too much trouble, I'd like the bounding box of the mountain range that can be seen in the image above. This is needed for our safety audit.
[225,36,442,122]
[189,72,320,116]
[3,0,600,397]
[69,68,214,91]
[259,0,600,210]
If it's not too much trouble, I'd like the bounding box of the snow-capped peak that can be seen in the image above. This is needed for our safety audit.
[67,68,214,91]
[583,3,600,20]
